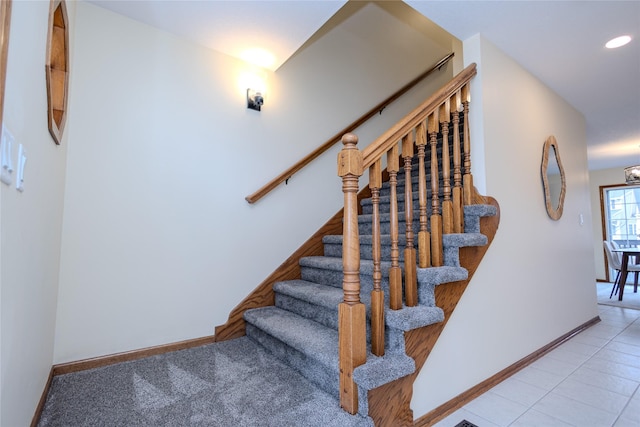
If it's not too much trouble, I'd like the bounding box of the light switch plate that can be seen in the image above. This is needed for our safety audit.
[16,143,26,192]
[0,124,14,185]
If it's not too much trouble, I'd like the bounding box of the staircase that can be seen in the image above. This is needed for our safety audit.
[214,64,500,426]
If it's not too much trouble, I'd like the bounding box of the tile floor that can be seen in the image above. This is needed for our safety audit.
[434,304,640,427]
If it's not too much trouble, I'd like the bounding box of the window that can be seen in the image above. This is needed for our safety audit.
[604,186,640,249]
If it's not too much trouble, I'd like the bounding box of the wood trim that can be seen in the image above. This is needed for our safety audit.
[361,64,477,170]
[599,183,626,282]
[0,0,11,132]
[245,53,454,204]
[52,335,215,376]
[415,315,601,427]
[31,367,54,427]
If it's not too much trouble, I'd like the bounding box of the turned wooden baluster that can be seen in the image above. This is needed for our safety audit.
[337,133,366,414]
[451,92,464,233]
[416,122,431,268]
[439,100,453,235]
[402,135,417,307]
[462,84,474,206]
[428,112,443,267]
[387,143,403,310]
[369,159,384,356]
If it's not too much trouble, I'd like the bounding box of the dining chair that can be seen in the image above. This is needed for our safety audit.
[603,240,640,298]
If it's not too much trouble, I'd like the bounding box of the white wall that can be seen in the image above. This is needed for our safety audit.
[412,35,598,416]
[0,1,74,425]
[589,167,626,280]
[54,2,455,363]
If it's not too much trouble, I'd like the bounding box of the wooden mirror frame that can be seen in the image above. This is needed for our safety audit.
[541,135,566,220]
[45,0,69,145]
[0,0,12,132]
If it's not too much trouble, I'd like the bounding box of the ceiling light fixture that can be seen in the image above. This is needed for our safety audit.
[624,165,640,185]
[605,35,632,49]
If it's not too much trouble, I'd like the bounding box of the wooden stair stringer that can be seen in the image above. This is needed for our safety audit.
[366,193,500,427]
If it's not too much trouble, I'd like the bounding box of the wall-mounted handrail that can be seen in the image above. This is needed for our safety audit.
[245,52,455,204]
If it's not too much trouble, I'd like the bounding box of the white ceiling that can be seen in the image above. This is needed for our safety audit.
[406,1,640,171]
[87,0,346,70]
[88,0,640,171]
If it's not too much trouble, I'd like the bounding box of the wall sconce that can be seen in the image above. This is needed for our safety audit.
[247,89,264,111]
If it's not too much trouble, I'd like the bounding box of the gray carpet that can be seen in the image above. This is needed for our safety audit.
[38,337,373,427]
[596,281,640,310]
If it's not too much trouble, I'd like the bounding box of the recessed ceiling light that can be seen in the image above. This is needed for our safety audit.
[605,35,632,49]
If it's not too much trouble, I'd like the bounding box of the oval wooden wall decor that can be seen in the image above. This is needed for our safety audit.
[541,136,566,220]
[45,0,68,145]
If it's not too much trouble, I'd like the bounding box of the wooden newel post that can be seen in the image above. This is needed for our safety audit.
[337,133,366,415]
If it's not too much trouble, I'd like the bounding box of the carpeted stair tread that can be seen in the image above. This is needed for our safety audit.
[323,234,407,247]
[323,232,485,248]
[360,185,443,206]
[443,232,488,248]
[273,280,443,332]
[274,280,345,310]
[353,353,416,391]
[357,210,418,226]
[300,256,395,277]
[417,265,468,285]
[464,204,498,233]
[465,203,497,217]
[244,306,339,372]
[385,305,445,331]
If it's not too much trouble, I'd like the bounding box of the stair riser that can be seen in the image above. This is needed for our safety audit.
[358,219,420,236]
[361,199,445,215]
[245,323,340,402]
[300,267,386,295]
[378,181,449,199]
[324,241,408,263]
[274,292,408,353]
[275,293,340,331]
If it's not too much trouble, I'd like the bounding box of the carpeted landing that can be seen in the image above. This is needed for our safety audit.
[38,337,373,427]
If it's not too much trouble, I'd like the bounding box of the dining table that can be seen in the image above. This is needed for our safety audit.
[612,247,640,301]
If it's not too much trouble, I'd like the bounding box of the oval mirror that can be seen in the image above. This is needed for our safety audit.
[541,136,566,220]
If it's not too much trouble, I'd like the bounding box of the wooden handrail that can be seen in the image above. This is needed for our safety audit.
[245,52,455,204]
[362,63,476,170]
